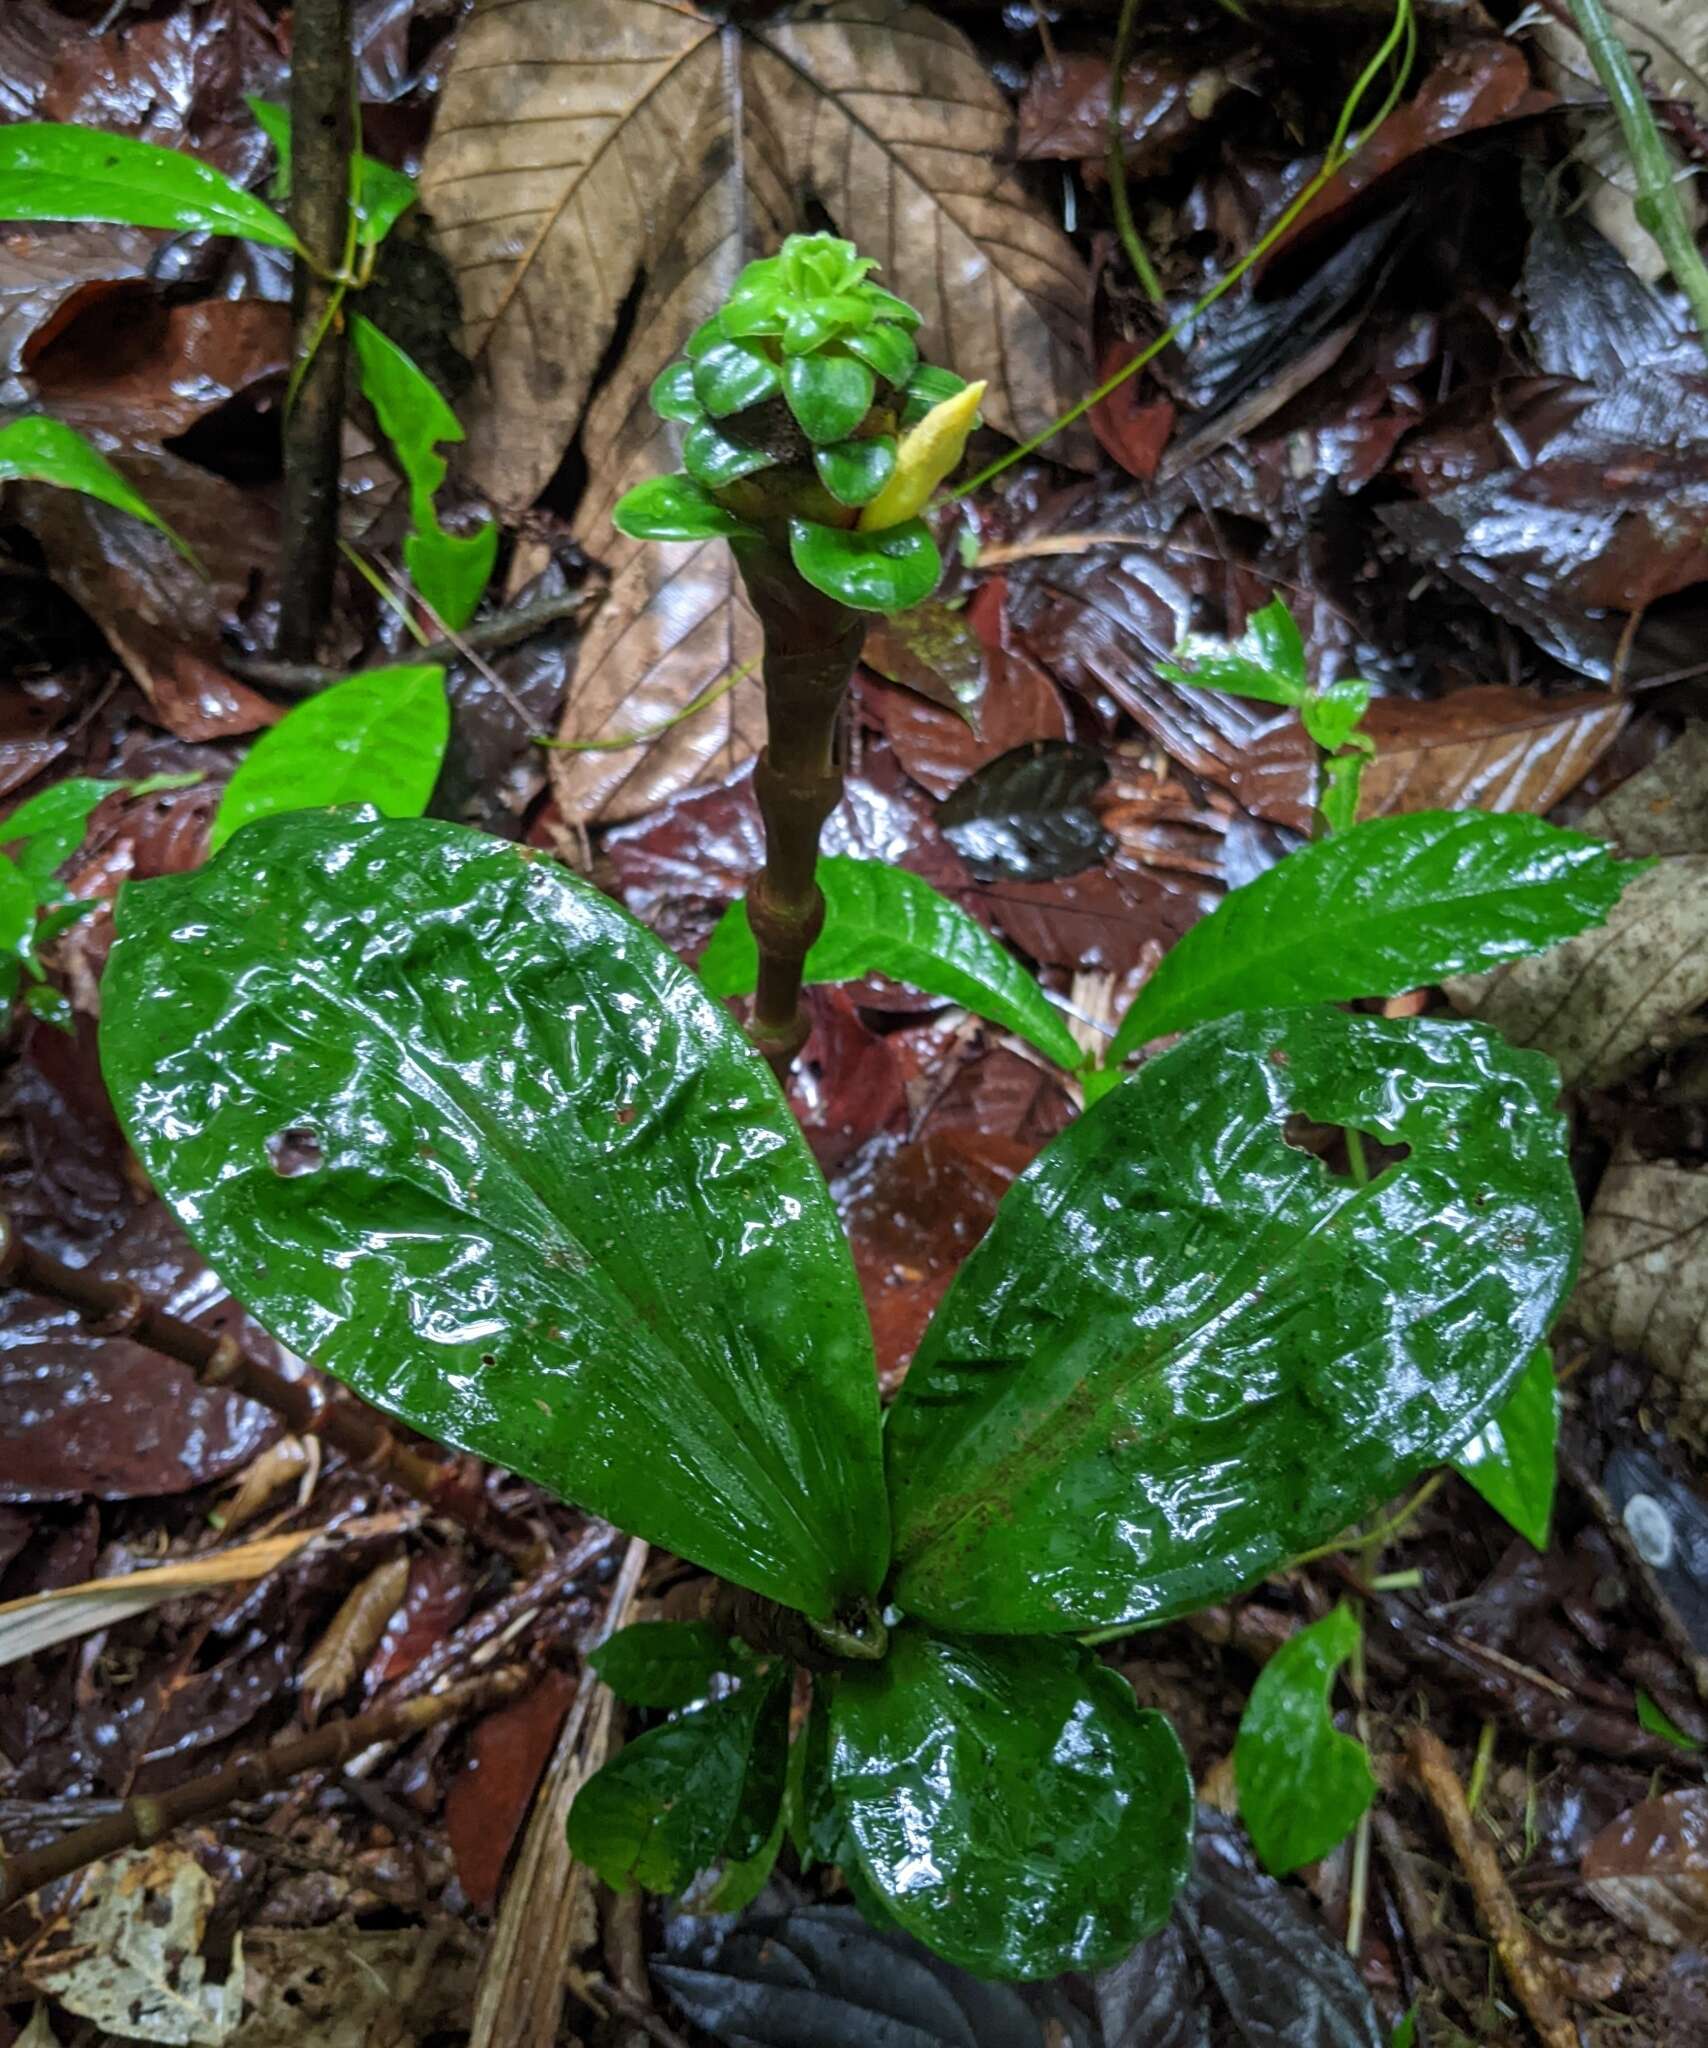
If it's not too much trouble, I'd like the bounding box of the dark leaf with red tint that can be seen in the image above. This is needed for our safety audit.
[787,988,914,1175]
[0,226,158,410]
[968,855,1213,978]
[1584,1790,1708,1949]
[367,1547,481,1686]
[447,1667,578,1913]
[938,741,1111,883]
[1015,52,1227,176]
[861,599,987,726]
[1089,334,1178,482]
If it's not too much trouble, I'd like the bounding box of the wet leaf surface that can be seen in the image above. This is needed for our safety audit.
[445,1666,576,1913]
[1584,1790,1708,1949]
[938,741,1112,884]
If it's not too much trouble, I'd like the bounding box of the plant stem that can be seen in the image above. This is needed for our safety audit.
[1566,0,1708,351]
[0,1211,543,1571]
[277,0,355,662]
[1108,0,1166,308]
[731,538,864,1078]
[0,1664,531,1907]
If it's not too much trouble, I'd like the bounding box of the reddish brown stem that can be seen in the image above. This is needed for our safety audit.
[0,1213,543,1572]
[0,1664,532,1908]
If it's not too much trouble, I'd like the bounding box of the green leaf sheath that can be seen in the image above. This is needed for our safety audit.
[99,811,890,1620]
[589,1621,743,1709]
[1451,1343,1558,1549]
[1234,1604,1375,1874]
[0,123,298,247]
[886,1008,1581,1634]
[1109,810,1646,1064]
[0,417,193,557]
[209,665,450,855]
[697,856,1082,1071]
[830,1626,1192,1978]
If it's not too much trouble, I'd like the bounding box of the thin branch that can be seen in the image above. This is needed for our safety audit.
[0,1664,532,1908]
[0,1213,544,1572]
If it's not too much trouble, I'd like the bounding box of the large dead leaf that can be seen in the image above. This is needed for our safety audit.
[1576,1147,1708,1426]
[233,1927,478,2048]
[1445,724,1708,1087]
[421,0,1091,824]
[1584,1790,1708,1948]
[1230,684,1629,835]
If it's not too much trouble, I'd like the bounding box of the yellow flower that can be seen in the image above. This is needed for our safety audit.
[857,379,986,531]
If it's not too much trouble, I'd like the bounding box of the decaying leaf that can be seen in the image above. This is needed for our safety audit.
[421,0,1089,823]
[234,1925,479,2048]
[216,1434,316,1537]
[1231,684,1628,836]
[1577,1147,1708,1430]
[22,1844,243,2046]
[1584,1789,1708,1948]
[300,1551,411,1718]
[1446,724,1708,1086]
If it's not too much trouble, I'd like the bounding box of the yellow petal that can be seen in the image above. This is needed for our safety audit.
[857,379,987,531]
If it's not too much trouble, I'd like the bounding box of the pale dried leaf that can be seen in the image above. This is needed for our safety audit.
[1583,1789,1708,1947]
[15,2007,60,2048]
[23,1845,242,2046]
[1576,1146,1708,1425]
[0,1529,319,1667]
[234,1926,479,2048]
[217,1435,316,1537]
[301,1551,411,1718]
[1232,684,1628,835]
[1445,725,1708,1086]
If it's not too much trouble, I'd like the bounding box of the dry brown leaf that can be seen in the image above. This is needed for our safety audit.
[300,1551,411,1719]
[235,1926,478,2048]
[1583,1790,1708,1948]
[1445,724,1708,1087]
[1231,683,1628,835]
[22,1845,242,2046]
[1576,1145,1708,1426]
[0,1527,320,1667]
[422,0,1090,824]
[217,1434,317,1537]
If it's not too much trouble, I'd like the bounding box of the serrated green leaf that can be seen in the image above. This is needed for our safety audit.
[1451,1344,1558,1549]
[1,777,122,892]
[783,351,874,444]
[788,517,939,614]
[886,1008,1581,1634]
[693,338,782,418]
[1159,595,1308,705]
[0,417,194,559]
[613,474,757,543]
[0,122,299,248]
[813,435,896,508]
[649,362,703,423]
[351,316,494,629]
[99,811,889,1620]
[208,665,449,855]
[842,321,919,386]
[1108,811,1647,1066]
[682,419,775,489]
[245,98,415,248]
[698,856,1080,1071]
[568,1672,782,1895]
[830,1626,1192,1978]
[589,1622,742,1709]
[1234,1604,1375,1874]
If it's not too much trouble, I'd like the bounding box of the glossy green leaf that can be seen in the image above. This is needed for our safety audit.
[1451,1344,1558,1549]
[613,474,757,543]
[351,316,495,629]
[842,321,919,386]
[699,856,1081,1071]
[783,351,875,443]
[682,419,775,489]
[886,1008,1580,1634]
[208,666,449,855]
[0,122,299,248]
[900,363,968,428]
[686,1806,786,1915]
[589,1622,743,1709]
[0,417,194,558]
[1636,1689,1702,1751]
[1107,811,1646,1066]
[781,295,872,355]
[23,981,73,1031]
[245,98,415,248]
[649,361,703,424]
[0,856,35,1008]
[725,1674,791,1862]
[1159,595,1308,705]
[99,811,889,1619]
[686,315,725,359]
[1319,748,1371,837]
[788,517,940,614]
[830,1626,1192,1978]
[1300,676,1373,754]
[1234,1604,1375,1875]
[568,1671,784,1895]
[813,435,896,508]
[1,777,122,892]
[693,338,782,418]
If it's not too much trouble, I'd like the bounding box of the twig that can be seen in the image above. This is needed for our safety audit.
[1108,0,1166,307]
[0,1212,543,1572]
[1404,1727,1582,2048]
[0,1664,531,1908]
[575,1973,694,2048]
[1565,0,1708,350]
[277,0,355,660]
[229,589,597,695]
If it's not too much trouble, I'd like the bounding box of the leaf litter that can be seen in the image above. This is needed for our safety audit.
[8,0,1708,2041]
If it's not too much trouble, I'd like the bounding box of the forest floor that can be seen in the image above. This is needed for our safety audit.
[4,0,1708,2044]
